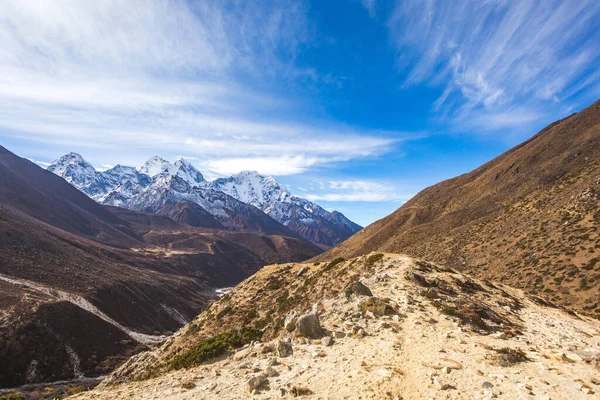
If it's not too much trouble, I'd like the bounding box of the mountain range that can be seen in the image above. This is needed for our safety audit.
[0,145,319,388]
[60,99,600,400]
[48,154,361,248]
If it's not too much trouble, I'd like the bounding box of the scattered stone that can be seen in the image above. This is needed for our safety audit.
[359,297,389,316]
[259,343,274,354]
[333,331,346,338]
[377,368,393,378]
[296,267,308,277]
[285,311,299,332]
[295,312,324,339]
[482,381,494,389]
[431,376,453,390]
[203,382,217,391]
[375,273,390,282]
[356,328,367,339]
[263,367,279,377]
[391,283,399,290]
[399,295,411,305]
[442,366,451,374]
[233,346,253,361]
[312,350,326,358]
[237,362,252,369]
[275,340,293,358]
[290,386,312,397]
[345,281,373,300]
[246,375,268,393]
[267,357,280,366]
[182,379,196,390]
[321,336,333,346]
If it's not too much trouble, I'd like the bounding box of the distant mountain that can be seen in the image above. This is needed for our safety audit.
[208,171,362,247]
[48,155,362,247]
[318,99,600,317]
[0,145,320,387]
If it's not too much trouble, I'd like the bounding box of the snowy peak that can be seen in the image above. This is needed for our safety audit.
[47,152,97,187]
[209,170,362,246]
[139,156,171,177]
[172,158,205,186]
[139,156,204,187]
[211,170,290,208]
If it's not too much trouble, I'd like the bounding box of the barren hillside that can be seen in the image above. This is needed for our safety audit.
[317,100,600,318]
[69,254,600,400]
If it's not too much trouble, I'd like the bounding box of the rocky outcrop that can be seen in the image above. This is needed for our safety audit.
[294,313,324,339]
[344,281,373,299]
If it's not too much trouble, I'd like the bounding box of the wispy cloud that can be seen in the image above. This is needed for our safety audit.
[359,0,377,18]
[389,0,600,131]
[305,180,410,202]
[0,0,401,176]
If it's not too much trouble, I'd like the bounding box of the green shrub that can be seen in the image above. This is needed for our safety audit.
[322,257,345,272]
[366,253,384,266]
[0,394,27,400]
[170,327,262,370]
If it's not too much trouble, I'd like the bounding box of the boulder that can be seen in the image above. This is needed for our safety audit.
[263,367,279,377]
[359,297,389,316]
[275,340,293,358]
[345,281,373,300]
[246,375,268,393]
[295,312,324,339]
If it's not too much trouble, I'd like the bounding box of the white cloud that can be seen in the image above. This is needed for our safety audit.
[305,180,410,202]
[359,0,376,18]
[0,0,405,176]
[28,159,50,167]
[389,0,600,130]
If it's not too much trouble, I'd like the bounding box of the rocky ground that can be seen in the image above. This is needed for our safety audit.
[69,254,600,400]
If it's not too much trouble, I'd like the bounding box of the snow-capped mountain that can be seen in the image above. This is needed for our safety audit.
[47,152,99,192]
[48,153,362,247]
[47,153,150,200]
[139,156,205,186]
[103,174,296,236]
[209,171,362,246]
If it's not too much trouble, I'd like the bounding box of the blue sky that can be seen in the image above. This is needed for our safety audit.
[1,0,599,226]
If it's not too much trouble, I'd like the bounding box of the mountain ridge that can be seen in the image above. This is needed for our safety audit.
[316,99,600,318]
[48,154,362,247]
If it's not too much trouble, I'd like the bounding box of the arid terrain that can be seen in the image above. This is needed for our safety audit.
[68,254,600,399]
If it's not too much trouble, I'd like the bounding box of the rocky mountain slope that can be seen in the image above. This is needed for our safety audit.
[48,155,361,247]
[0,146,319,389]
[318,99,600,318]
[69,254,600,400]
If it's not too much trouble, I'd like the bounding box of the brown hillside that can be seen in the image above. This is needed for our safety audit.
[318,99,600,318]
